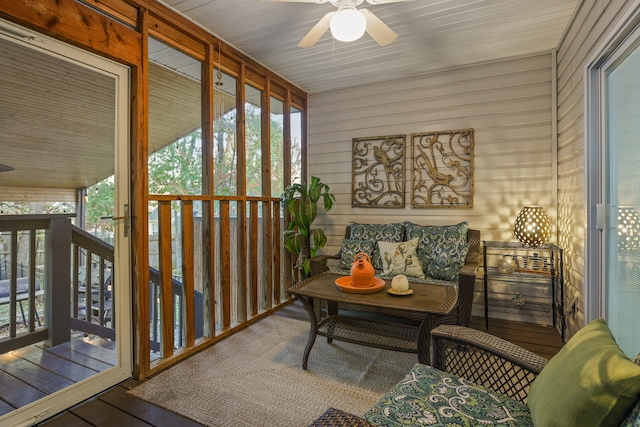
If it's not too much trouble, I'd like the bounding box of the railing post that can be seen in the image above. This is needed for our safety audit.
[45,217,71,346]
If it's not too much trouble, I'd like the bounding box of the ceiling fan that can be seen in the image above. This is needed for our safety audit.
[261,0,414,48]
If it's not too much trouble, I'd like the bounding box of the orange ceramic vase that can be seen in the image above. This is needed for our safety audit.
[350,252,375,287]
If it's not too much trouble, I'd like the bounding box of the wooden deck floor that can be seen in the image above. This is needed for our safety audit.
[34,302,564,426]
[0,333,117,416]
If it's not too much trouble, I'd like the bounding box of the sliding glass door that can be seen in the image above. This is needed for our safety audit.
[0,18,131,425]
[600,27,640,358]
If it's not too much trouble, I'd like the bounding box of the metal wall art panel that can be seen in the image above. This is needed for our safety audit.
[411,129,474,208]
[352,134,405,208]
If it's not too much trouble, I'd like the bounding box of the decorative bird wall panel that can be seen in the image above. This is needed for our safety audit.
[352,135,405,208]
[411,129,474,208]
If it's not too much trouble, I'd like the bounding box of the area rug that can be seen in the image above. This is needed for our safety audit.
[128,315,418,426]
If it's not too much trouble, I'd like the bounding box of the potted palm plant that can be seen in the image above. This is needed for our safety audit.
[281,176,336,280]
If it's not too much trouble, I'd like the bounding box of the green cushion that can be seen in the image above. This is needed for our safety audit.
[364,363,532,426]
[338,239,377,270]
[377,238,424,278]
[426,242,469,281]
[528,318,640,427]
[404,221,468,281]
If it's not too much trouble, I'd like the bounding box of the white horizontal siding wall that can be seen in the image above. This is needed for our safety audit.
[556,0,638,337]
[307,53,555,323]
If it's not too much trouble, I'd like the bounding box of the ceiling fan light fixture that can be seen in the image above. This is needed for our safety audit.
[330,7,366,42]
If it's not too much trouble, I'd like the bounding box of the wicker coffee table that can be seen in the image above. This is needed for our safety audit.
[287,272,458,369]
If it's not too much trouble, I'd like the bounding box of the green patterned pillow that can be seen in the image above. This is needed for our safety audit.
[426,242,469,281]
[349,222,405,270]
[338,239,376,270]
[364,363,533,426]
[377,238,424,278]
[528,318,640,427]
[404,221,468,280]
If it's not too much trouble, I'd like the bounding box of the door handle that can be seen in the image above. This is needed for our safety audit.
[102,204,130,237]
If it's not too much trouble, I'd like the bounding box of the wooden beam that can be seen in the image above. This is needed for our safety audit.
[263,201,273,309]
[236,200,247,323]
[261,80,273,310]
[202,44,216,339]
[273,200,282,304]
[282,90,293,289]
[250,201,259,316]
[220,201,231,329]
[131,6,150,380]
[148,15,205,61]
[0,0,141,65]
[82,0,139,27]
[158,201,174,358]
[181,201,195,348]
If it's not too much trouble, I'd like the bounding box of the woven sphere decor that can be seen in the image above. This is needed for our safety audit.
[513,206,552,247]
[617,206,640,249]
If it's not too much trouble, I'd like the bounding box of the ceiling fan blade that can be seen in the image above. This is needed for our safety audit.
[0,163,15,173]
[365,0,413,4]
[298,12,335,48]
[361,9,397,46]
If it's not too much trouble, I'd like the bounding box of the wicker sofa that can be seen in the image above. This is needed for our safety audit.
[310,319,640,427]
[310,221,480,361]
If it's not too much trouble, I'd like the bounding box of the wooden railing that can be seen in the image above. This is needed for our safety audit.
[0,215,118,352]
[0,215,73,352]
[146,196,293,369]
[1,201,296,372]
[148,267,204,351]
[69,225,115,340]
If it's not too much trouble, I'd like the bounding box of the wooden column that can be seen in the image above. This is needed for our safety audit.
[181,201,195,347]
[158,201,174,358]
[202,43,216,338]
[46,218,71,347]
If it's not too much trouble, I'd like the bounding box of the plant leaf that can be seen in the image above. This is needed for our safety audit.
[283,231,302,255]
[301,258,311,275]
[310,228,327,258]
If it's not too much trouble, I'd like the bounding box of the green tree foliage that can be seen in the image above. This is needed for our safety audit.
[214,110,237,196]
[149,130,202,195]
[86,178,115,235]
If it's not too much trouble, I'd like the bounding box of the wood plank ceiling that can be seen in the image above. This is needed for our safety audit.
[160,0,580,94]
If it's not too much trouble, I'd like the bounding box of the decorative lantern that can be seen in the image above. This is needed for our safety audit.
[513,206,552,247]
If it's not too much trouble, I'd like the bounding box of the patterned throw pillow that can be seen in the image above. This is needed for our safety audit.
[405,221,469,280]
[377,238,425,278]
[338,239,376,270]
[349,222,405,270]
[426,243,470,282]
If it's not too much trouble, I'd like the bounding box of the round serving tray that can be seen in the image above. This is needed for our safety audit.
[335,276,385,294]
